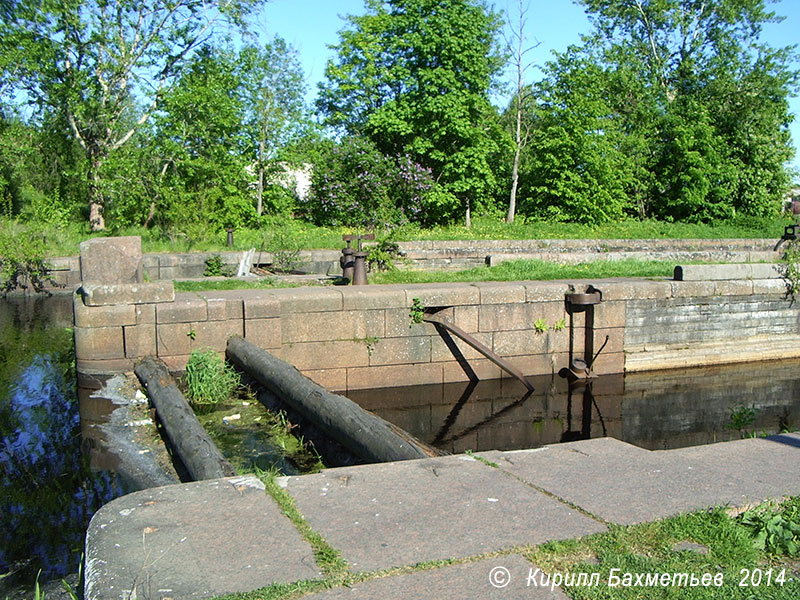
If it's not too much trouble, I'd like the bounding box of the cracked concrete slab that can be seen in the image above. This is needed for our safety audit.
[281,454,606,572]
[84,476,319,600]
[488,436,800,524]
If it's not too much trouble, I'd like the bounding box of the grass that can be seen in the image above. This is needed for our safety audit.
[370,258,677,284]
[1,214,791,258]
[184,349,240,406]
[168,258,678,293]
[174,278,302,292]
[212,497,800,600]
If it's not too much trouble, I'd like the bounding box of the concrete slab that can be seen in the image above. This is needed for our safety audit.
[304,555,568,599]
[665,434,800,502]
[281,454,606,572]
[84,476,319,600]
[488,436,800,525]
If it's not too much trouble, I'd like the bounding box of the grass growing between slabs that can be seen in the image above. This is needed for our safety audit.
[211,498,800,600]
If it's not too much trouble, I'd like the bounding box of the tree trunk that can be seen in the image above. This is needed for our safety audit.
[134,357,237,481]
[256,137,266,216]
[87,155,106,231]
[226,337,441,463]
[507,100,523,224]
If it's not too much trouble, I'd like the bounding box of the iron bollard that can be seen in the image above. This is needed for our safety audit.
[341,247,355,282]
[226,227,234,247]
[352,252,368,285]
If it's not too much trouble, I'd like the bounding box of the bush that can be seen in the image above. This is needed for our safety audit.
[298,136,434,228]
[0,220,60,295]
[184,349,240,406]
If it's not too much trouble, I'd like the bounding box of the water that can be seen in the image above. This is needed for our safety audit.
[347,360,800,454]
[0,295,123,585]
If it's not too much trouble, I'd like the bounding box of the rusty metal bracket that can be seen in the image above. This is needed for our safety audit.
[422,313,534,392]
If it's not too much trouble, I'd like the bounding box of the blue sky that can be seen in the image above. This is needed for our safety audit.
[256,0,800,172]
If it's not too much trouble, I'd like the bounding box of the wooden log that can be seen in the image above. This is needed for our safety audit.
[226,336,440,463]
[134,357,236,481]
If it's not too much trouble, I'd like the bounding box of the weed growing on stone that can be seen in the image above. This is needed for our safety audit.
[533,318,548,333]
[553,317,567,331]
[257,468,349,579]
[409,298,424,325]
[203,254,227,277]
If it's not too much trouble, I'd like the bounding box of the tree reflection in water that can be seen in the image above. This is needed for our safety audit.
[1,354,118,581]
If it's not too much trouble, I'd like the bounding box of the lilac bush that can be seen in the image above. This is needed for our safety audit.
[299,136,435,228]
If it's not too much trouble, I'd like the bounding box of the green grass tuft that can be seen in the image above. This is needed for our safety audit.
[184,349,240,406]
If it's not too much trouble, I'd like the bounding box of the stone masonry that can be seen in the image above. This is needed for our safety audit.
[72,239,800,391]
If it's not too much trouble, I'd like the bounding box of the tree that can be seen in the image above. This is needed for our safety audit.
[238,36,308,216]
[503,0,538,224]
[575,0,797,220]
[520,50,636,223]
[151,46,254,231]
[0,0,265,230]
[317,0,508,225]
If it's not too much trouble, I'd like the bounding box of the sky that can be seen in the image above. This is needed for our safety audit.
[255,0,800,172]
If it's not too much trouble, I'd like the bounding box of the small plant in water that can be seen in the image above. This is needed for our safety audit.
[185,349,240,406]
[409,297,424,325]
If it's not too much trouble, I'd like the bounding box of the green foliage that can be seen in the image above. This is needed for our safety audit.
[366,235,402,272]
[740,498,800,557]
[514,0,797,224]
[727,405,758,436]
[533,318,548,334]
[299,136,434,228]
[318,0,508,219]
[553,317,567,332]
[373,257,676,285]
[264,227,305,273]
[1,0,267,230]
[185,350,240,406]
[204,255,226,278]
[409,297,425,325]
[779,238,800,301]
[0,221,60,295]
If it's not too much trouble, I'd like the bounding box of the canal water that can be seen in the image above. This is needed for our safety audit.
[347,360,800,454]
[0,294,125,588]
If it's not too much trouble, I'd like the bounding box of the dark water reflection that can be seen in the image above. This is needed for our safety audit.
[347,360,800,453]
[1,295,122,582]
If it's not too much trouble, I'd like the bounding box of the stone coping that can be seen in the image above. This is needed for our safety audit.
[188,276,786,310]
[84,433,800,600]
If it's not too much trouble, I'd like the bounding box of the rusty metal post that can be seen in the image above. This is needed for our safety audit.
[352,251,368,285]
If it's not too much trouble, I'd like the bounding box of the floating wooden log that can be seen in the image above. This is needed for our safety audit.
[226,336,441,463]
[134,357,236,481]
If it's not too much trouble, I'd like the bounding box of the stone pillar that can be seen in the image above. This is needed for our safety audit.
[74,236,175,382]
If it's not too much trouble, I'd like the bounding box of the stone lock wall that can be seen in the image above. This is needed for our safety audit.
[72,237,800,391]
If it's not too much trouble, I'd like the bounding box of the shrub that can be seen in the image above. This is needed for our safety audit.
[298,136,434,228]
[0,221,60,295]
[184,349,240,406]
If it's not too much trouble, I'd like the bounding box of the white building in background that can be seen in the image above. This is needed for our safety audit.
[247,162,312,201]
